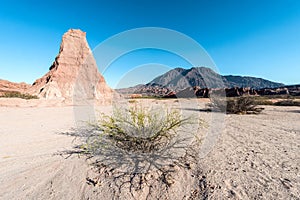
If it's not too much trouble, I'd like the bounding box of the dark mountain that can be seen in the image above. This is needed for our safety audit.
[148,67,284,90]
[148,67,224,90]
[224,75,284,89]
[116,67,286,97]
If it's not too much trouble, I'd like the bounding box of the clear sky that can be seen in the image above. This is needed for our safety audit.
[0,0,299,88]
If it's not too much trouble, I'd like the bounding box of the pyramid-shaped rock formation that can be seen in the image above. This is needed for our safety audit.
[27,29,113,102]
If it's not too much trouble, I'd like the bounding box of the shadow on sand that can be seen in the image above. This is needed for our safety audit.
[56,126,203,198]
[182,107,220,113]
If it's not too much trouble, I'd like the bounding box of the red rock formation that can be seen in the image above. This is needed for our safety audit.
[0,79,30,96]
[27,29,113,102]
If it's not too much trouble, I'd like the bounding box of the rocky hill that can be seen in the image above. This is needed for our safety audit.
[117,67,288,98]
[148,67,284,90]
[0,79,30,96]
[224,75,284,89]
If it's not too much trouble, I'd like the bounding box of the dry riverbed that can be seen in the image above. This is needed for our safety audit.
[0,99,299,199]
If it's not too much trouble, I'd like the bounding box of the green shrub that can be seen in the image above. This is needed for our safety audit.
[64,105,204,190]
[82,105,193,154]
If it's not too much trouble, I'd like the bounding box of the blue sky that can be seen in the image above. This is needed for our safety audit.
[0,0,299,88]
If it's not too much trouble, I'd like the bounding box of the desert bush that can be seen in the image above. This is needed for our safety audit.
[81,105,193,155]
[274,100,300,106]
[0,91,38,99]
[63,105,204,192]
[210,96,264,114]
[227,97,264,114]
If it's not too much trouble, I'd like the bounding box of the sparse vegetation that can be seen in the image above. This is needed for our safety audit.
[246,96,274,105]
[248,96,300,106]
[81,105,193,154]
[209,96,300,112]
[227,97,264,114]
[253,99,274,105]
[128,99,137,104]
[258,94,300,99]
[64,105,201,193]
[210,96,264,114]
[0,91,38,100]
[274,100,300,106]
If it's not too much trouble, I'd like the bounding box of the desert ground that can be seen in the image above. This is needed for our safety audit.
[0,98,299,199]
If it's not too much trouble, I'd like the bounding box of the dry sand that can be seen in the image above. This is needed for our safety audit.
[0,98,299,199]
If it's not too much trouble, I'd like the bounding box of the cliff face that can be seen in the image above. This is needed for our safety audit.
[27,29,113,101]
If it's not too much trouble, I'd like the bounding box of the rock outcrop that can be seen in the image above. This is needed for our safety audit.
[225,87,258,97]
[285,85,300,96]
[118,84,300,98]
[0,79,30,96]
[257,88,289,96]
[27,29,113,102]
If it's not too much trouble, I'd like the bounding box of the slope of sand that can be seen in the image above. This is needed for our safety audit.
[0,99,299,199]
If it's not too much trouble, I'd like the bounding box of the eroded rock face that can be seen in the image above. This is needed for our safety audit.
[27,29,113,102]
[257,88,289,96]
[0,79,30,96]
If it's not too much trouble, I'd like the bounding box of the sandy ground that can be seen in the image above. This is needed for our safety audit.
[201,106,300,199]
[0,99,299,199]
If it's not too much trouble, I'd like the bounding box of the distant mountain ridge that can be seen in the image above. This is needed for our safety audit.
[147,67,284,90]
[116,67,286,96]
[223,75,284,89]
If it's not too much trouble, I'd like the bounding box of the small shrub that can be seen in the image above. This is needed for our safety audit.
[209,96,264,114]
[64,105,203,191]
[83,105,193,154]
[274,100,300,106]
[227,97,264,114]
